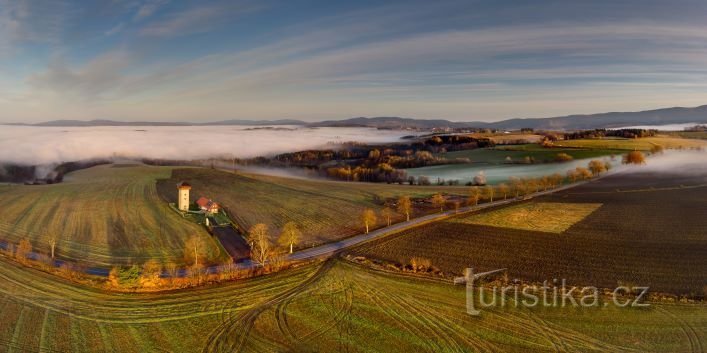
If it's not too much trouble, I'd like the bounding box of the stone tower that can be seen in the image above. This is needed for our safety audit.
[177,182,191,211]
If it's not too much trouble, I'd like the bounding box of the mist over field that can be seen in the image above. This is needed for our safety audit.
[0,125,412,165]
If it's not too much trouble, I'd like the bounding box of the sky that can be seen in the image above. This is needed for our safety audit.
[1,0,707,123]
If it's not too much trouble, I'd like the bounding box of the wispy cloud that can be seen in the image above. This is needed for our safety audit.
[4,1,707,122]
[133,0,169,21]
[139,1,261,37]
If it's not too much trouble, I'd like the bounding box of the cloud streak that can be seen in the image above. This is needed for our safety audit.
[3,1,707,122]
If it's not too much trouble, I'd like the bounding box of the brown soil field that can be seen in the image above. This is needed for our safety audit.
[157,168,467,248]
[349,170,707,296]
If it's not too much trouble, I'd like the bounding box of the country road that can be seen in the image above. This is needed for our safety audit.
[285,177,597,263]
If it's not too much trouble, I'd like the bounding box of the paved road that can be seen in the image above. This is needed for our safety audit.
[285,177,605,263]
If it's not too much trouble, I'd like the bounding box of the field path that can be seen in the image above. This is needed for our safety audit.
[285,175,610,263]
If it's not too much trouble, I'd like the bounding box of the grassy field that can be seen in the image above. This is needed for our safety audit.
[350,170,707,295]
[458,202,603,233]
[440,144,620,164]
[554,136,707,150]
[0,165,225,266]
[0,255,702,352]
[665,131,707,140]
[157,168,469,248]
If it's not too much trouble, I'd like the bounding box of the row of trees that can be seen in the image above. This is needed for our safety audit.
[357,159,620,232]
[245,222,303,266]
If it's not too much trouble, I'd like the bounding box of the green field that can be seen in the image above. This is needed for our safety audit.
[0,255,703,352]
[439,144,620,164]
[0,165,225,266]
[553,136,707,150]
[157,168,469,248]
[458,202,603,233]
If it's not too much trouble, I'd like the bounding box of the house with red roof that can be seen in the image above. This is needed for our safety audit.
[196,197,220,214]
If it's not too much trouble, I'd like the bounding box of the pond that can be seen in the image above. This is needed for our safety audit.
[404,156,618,185]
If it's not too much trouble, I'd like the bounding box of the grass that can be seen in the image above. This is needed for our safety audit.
[0,254,702,352]
[440,144,620,164]
[0,164,225,266]
[457,202,603,233]
[665,131,707,140]
[157,168,468,248]
[349,170,707,295]
[553,136,707,150]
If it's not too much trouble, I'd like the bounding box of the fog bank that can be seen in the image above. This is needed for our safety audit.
[0,126,414,165]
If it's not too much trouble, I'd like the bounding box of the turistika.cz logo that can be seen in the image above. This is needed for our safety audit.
[455,268,650,316]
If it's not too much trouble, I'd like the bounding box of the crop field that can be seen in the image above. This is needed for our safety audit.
[157,168,468,247]
[0,255,703,352]
[458,202,603,233]
[0,165,225,266]
[350,170,707,295]
[553,136,706,150]
[440,144,620,164]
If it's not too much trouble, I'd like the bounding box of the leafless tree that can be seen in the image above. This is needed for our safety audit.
[278,222,301,254]
[623,150,646,165]
[484,185,495,202]
[248,223,271,265]
[431,193,446,213]
[397,196,413,221]
[361,209,377,234]
[184,235,207,267]
[498,183,510,199]
[380,207,394,226]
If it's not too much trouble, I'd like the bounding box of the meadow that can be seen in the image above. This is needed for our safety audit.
[439,144,620,164]
[553,136,706,150]
[350,170,707,295]
[0,254,702,352]
[157,168,468,248]
[0,165,225,267]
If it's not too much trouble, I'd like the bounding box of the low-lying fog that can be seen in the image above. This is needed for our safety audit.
[0,125,414,165]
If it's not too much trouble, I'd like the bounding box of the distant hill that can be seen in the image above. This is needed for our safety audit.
[478,105,707,130]
[9,119,307,127]
[310,105,707,130]
[307,117,477,129]
[6,104,707,130]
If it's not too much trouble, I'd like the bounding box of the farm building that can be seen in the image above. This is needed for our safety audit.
[196,197,220,214]
[177,182,191,211]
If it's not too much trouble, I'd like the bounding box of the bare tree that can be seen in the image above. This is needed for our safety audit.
[498,183,510,199]
[141,259,163,287]
[15,239,32,264]
[431,193,446,213]
[575,167,593,180]
[380,207,394,226]
[623,150,646,165]
[361,208,377,234]
[509,177,525,197]
[588,159,607,176]
[248,223,271,265]
[453,200,461,213]
[467,187,481,206]
[484,185,495,202]
[278,222,301,254]
[397,196,413,221]
[567,169,579,183]
[49,234,59,259]
[184,235,207,267]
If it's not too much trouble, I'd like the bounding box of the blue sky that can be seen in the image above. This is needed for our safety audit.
[1,0,707,123]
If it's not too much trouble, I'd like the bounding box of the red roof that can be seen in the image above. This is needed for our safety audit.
[196,197,219,211]
[196,197,210,207]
